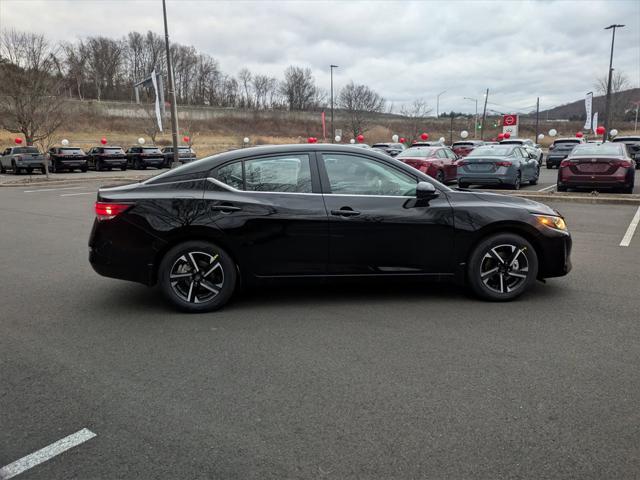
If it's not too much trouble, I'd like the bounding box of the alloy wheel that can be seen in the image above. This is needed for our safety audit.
[169,251,224,304]
[479,243,530,294]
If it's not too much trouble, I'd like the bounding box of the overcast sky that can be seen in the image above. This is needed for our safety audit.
[1,0,639,113]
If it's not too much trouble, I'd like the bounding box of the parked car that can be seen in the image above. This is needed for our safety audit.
[611,136,640,168]
[371,142,405,157]
[87,146,128,171]
[557,142,635,193]
[89,144,571,312]
[500,138,544,165]
[546,138,585,169]
[48,146,88,173]
[0,146,47,174]
[457,144,540,190]
[411,140,445,147]
[452,140,484,157]
[126,146,165,169]
[396,146,459,183]
[161,146,197,167]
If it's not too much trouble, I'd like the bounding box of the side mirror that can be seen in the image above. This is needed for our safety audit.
[416,181,439,200]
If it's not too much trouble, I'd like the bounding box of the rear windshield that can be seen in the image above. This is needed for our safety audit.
[452,142,475,148]
[397,147,437,158]
[468,146,514,157]
[143,147,161,153]
[612,137,640,143]
[103,148,124,153]
[554,140,580,146]
[178,147,192,151]
[14,147,40,154]
[60,148,84,154]
[571,144,624,156]
[500,140,523,145]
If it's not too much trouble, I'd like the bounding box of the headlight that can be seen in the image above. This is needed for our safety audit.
[534,214,567,231]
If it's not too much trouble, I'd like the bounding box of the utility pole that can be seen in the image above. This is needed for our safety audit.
[450,116,454,145]
[436,90,446,118]
[634,101,639,133]
[602,24,625,142]
[464,97,478,138]
[330,65,338,142]
[163,0,179,165]
[535,97,540,143]
[480,89,489,140]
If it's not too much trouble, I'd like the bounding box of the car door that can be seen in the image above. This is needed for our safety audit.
[204,152,328,276]
[442,148,458,181]
[318,151,455,275]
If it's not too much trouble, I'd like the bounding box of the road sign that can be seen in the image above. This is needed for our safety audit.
[503,114,518,127]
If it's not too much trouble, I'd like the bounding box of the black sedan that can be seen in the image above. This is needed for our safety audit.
[89,144,572,312]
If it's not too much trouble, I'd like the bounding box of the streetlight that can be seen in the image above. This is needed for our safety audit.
[602,24,624,142]
[162,0,179,165]
[330,65,338,143]
[436,90,446,118]
[464,97,478,138]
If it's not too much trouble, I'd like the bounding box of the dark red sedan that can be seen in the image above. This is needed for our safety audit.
[396,146,459,183]
[557,142,636,193]
[452,140,484,157]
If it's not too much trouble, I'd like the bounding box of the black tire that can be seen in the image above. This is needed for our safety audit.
[546,164,553,169]
[26,167,33,174]
[41,167,47,174]
[509,172,521,190]
[529,168,539,185]
[458,182,469,189]
[0,164,6,174]
[557,183,567,192]
[50,161,57,173]
[81,166,88,173]
[12,162,20,174]
[121,165,127,171]
[622,185,634,194]
[96,160,103,172]
[467,233,538,301]
[158,241,237,313]
[436,170,445,184]
[134,159,141,170]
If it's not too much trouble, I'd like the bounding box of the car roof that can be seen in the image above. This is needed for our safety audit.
[554,138,581,142]
[613,136,640,141]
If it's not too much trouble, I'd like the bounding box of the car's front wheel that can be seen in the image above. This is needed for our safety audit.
[467,233,538,301]
[158,241,237,312]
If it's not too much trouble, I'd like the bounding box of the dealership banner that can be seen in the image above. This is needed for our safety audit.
[150,70,163,132]
[502,114,519,137]
[584,92,593,131]
[592,112,598,133]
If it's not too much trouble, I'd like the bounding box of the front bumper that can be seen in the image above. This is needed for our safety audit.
[537,230,572,278]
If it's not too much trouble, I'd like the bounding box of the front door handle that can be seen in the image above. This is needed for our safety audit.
[210,204,242,213]
[331,209,361,217]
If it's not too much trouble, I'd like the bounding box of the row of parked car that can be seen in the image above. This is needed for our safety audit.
[0,144,197,174]
[366,135,639,193]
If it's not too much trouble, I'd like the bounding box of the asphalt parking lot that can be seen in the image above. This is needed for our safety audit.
[1,179,640,479]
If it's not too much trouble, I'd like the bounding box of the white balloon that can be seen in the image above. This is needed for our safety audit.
[537,134,545,141]
[549,129,557,137]
[391,134,399,143]
[61,139,69,146]
[335,135,341,142]
[243,137,250,144]
[610,129,618,137]
[460,130,469,139]
[350,139,355,144]
[439,137,446,143]
[137,137,145,145]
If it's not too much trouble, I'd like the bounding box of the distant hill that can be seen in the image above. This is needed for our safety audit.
[536,88,640,121]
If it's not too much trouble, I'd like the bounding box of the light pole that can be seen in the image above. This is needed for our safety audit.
[464,97,478,138]
[602,24,624,142]
[162,0,179,165]
[436,90,446,118]
[330,65,338,143]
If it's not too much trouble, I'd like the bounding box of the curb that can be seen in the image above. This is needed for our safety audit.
[0,176,150,188]
[481,189,640,206]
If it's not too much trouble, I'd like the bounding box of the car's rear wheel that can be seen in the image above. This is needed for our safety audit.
[0,164,6,174]
[121,165,127,171]
[509,172,521,190]
[158,241,237,313]
[529,168,539,185]
[436,170,445,183]
[468,233,538,301]
[557,183,567,192]
[458,182,469,189]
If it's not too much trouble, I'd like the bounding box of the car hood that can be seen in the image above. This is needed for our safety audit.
[449,189,557,215]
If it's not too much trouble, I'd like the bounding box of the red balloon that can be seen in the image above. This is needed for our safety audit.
[357,134,364,143]
[399,137,406,143]
[576,132,584,138]
[595,126,605,135]
[497,133,505,139]
[420,133,429,140]
[307,137,314,143]
[14,137,23,144]
[100,137,107,145]
[503,132,511,139]
[183,136,190,143]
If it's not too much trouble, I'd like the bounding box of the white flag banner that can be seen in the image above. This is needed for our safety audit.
[592,112,598,133]
[150,70,163,132]
[583,92,593,131]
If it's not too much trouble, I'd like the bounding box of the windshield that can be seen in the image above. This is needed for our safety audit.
[571,144,624,156]
[398,147,437,158]
[14,147,40,154]
[467,146,513,157]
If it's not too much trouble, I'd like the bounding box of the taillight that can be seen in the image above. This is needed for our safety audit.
[95,202,132,221]
[15,155,22,161]
[614,160,632,168]
[549,145,555,150]
[560,160,571,167]
[495,161,512,167]
[457,160,467,166]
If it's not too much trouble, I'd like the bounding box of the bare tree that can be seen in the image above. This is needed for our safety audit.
[595,71,630,121]
[399,98,432,142]
[337,81,385,137]
[238,68,253,109]
[280,66,320,111]
[0,30,66,179]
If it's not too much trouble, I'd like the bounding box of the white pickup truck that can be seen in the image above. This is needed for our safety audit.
[0,146,47,174]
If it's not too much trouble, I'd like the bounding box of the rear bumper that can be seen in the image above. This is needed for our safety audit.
[16,159,45,168]
[558,169,634,189]
[101,158,127,166]
[457,173,516,185]
[140,157,165,167]
[546,156,566,166]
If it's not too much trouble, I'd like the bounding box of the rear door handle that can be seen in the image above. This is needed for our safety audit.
[331,209,361,217]
[210,204,242,213]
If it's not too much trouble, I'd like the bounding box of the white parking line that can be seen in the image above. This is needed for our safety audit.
[0,428,96,479]
[620,206,640,247]
[60,192,94,197]
[23,186,87,193]
[537,184,556,192]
